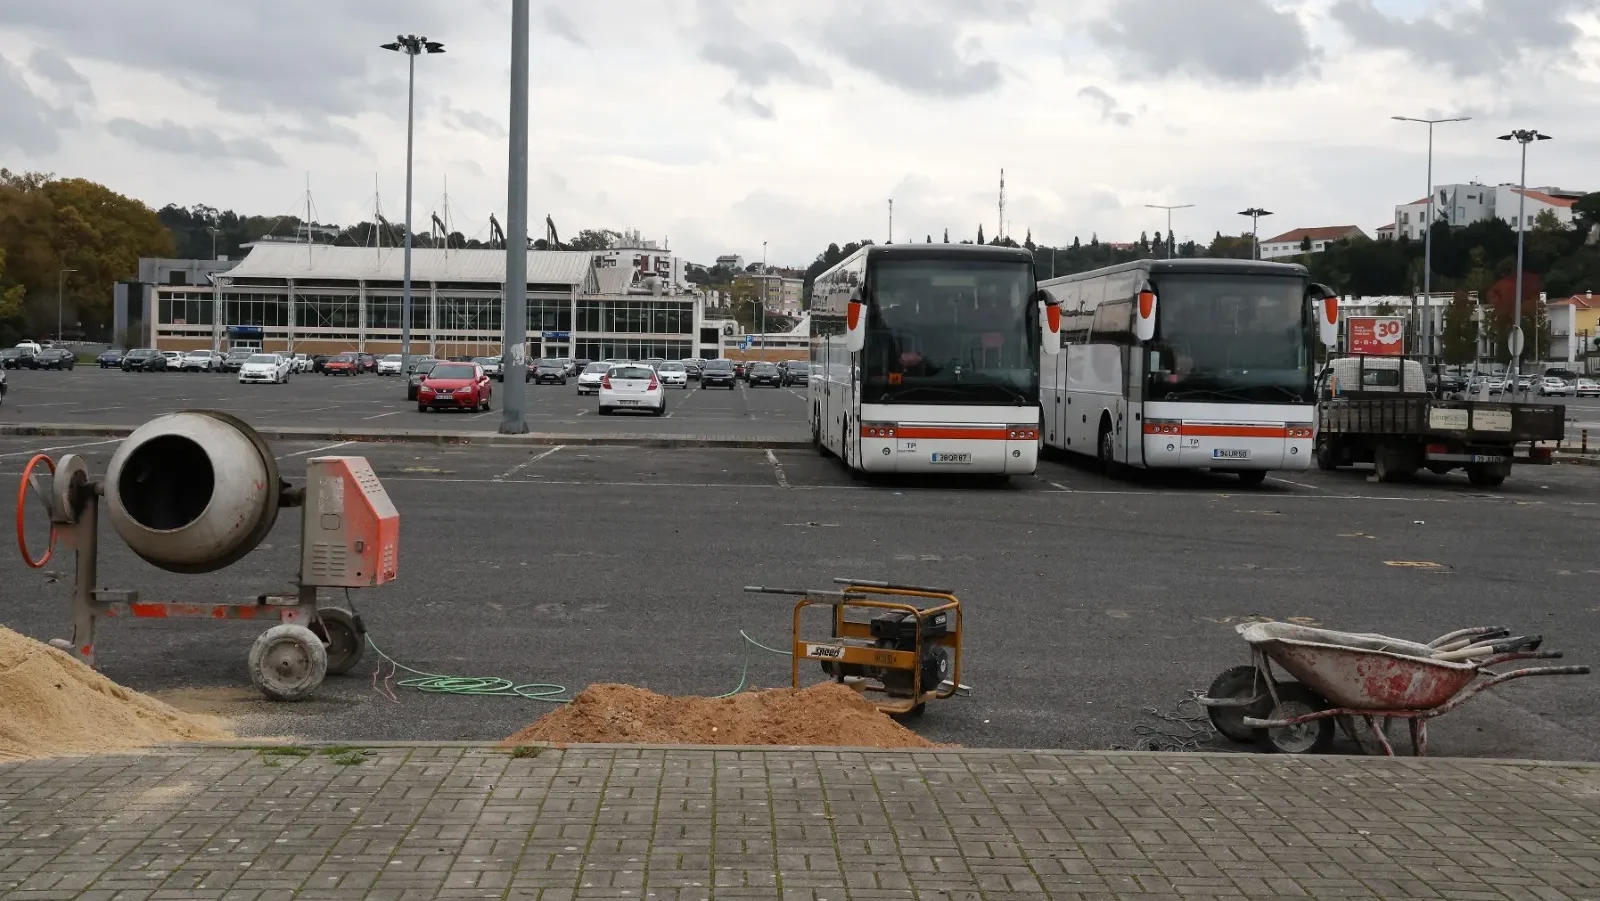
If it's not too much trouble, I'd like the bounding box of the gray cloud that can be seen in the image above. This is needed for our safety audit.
[1078,86,1132,125]
[1331,0,1584,78]
[439,99,507,139]
[542,7,587,47]
[106,118,285,167]
[0,50,69,155]
[721,88,774,120]
[0,1,448,130]
[28,46,92,101]
[1089,0,1318,85]
[820,5,1002,98]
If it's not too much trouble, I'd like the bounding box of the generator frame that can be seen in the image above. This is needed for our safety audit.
[746,578,962,715]
[17,432,385,701]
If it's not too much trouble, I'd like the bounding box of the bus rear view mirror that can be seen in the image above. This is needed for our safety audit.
[845,287,865,352]
[1037,290,1061,356]
[1310,283,1338,348]
[1134,289,1157,342]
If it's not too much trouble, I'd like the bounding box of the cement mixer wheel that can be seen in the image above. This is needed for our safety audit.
[310,608,365,675]
[249,624,328,701]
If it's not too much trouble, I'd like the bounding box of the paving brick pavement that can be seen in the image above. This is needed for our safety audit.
[2,744,1598,901]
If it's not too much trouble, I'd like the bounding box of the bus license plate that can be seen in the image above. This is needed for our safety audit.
[931,452,972,464]
[1213,448,1250,459]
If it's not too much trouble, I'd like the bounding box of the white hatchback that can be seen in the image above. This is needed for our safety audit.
[655,361,690,388]
[376,354,403,376]
[598,363,666,416]
[575,361,610,396]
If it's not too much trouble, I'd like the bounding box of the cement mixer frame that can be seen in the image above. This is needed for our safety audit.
[16,410,400,701]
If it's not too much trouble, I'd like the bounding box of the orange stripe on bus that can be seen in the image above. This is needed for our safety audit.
[1179,425,1288,438]
[865,427,1014,440]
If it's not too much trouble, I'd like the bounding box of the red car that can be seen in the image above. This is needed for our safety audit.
[417,361,492,412]
[323,353,360,376]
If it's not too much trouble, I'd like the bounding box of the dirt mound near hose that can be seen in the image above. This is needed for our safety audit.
[0,626,231,761]
[503,682,938,748]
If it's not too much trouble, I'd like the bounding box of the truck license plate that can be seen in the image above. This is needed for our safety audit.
[931,453,972,464]
[1213,448,1250,459]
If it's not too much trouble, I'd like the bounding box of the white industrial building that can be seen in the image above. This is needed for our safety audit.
[1393,183,1583,240]
[1257,225,1367,260]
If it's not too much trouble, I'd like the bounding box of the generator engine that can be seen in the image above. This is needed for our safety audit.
[821,609,951,698]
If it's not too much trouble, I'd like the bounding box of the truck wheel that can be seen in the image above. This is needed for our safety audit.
[1315,440,1339,471]
[1373,445,1417,483]
[1466,463,1507,488]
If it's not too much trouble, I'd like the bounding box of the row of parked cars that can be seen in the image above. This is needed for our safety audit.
[1444,370,1600,398]
[1,341,78,370]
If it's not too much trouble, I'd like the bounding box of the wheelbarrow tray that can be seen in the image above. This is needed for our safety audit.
[1238,622,1477,711]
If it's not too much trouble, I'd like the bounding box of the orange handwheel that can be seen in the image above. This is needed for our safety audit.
[16,454,56,568]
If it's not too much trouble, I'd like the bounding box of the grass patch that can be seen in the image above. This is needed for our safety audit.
[509,745,543,759]
[257,746,311,758]
[329,751,366,767]
[320,745,360,757]
[262,757,282,768]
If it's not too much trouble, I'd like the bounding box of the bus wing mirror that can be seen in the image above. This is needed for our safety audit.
[1038,291,1061,356]
[1134,289,1157,343]
[845,287,865,352]
[1310,283,1339,348]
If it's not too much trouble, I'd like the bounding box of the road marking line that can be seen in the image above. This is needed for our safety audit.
[363,411,402,419]
[276,441,354,460]
[298,405,341,414]
[1268,476,1325,491]
[765,449,790,489]
[1047,481,1071,492]
[663,411,674,418]
[69,406,126,414]
[495,445,564,481]
[0,438,123,459]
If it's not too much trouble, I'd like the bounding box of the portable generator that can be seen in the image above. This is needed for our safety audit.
[746,577,963,716]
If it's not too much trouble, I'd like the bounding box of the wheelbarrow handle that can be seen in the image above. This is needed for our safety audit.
[743,586,865,600]
[1476,649,1563,668]
[1428,626,1507,648]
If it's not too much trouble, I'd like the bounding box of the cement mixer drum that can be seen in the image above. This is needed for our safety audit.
[104,410,281,573]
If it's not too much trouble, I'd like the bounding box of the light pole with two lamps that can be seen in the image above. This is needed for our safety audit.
[1497,128,1553,398]
[380,34,445,373]
[1237,208,1272,260]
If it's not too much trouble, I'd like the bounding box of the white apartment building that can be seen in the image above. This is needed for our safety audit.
[1258,225,1367,260]
[1393,183,1583,239]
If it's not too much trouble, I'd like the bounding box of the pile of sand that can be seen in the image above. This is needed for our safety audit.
[0,626,231,761]
[504,682,939,748]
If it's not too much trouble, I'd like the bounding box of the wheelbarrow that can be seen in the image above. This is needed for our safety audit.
[1198,622,1588,756]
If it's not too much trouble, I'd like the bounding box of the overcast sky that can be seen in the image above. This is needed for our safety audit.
[1,0,1596,267]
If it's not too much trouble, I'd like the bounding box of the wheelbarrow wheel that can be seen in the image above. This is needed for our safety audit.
[1204,665,1270,743]
[1264,682,1334,754]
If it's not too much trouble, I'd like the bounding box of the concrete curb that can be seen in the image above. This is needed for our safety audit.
[0,422,811,450]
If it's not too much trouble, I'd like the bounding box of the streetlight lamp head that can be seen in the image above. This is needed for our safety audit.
[380,41,402,51]
[424,41,445,53]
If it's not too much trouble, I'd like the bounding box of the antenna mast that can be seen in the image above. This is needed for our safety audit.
[888,198,893,244]
[305,172,313,265]
[998,168,1006,243]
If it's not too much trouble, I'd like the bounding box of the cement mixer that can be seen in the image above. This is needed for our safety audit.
[15,411,400,700]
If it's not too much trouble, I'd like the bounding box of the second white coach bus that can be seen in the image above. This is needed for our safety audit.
[810,244,1061,476]
[1038,259,1338,485]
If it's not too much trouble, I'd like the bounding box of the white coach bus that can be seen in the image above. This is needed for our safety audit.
[810,244,1061,476]
[1038,259,1338,485]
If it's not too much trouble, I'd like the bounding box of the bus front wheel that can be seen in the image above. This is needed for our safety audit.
[1097,417,1117,474]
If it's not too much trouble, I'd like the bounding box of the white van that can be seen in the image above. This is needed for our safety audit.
[1317,356,1427,397]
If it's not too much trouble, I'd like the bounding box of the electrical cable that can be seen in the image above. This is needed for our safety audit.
[359,629,792,704]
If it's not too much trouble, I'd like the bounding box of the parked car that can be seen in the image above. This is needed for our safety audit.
[377,354,403,376]
[160,351,183,369]
[575,361,610,396]
[405,355,437,375]
[1537,377,1576,397]
[356,352,378,373]
[447,355,475,362]
[406,359,440,400]
[323,353,360,376]
[533,358,569,385]
[570,357,592,377]
[32,347,76,370]
[701,359,736,388]
[679,358,704,380]
[417,362,491,412]
[14,341,42,355]
[180,349,221,372]
[219,349,252,372]
[747,361,782,387]
[121,348,168,372]
[781,360,810,386]
[288,352,311,372]
[1,347,36,369]
[239,353,293,384]
[1577,378,1600,398]
[656,361,690,388]
[96,347,126,368]
[0,368,6,406]
[311,354,332,373]
[598,363,666,416]
[476,356,504,381]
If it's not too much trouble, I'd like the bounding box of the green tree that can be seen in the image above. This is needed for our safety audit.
[1374,301,1397,316]
[0,247,26,346]
[1299,235,1312,252]
[976,223,985,245]
[1439,290,1479,365]
[565,228,622,251]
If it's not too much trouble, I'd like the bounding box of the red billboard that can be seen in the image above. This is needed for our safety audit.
[1347,316,1405,356]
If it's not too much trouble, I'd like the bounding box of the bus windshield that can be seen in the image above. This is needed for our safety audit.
[863,259,1036,405]
[1146,275,1312,404]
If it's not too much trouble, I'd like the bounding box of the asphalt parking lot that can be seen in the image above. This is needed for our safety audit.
[3,427,1598,760]
[0,364,811,440]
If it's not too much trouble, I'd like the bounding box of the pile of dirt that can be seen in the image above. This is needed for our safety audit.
[504,682,939,748]
[0,626,231,761]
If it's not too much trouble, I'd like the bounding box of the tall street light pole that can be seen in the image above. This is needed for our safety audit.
[57,268,76,342]
[1145,203,1193,259]
[1237,208,1272,260]
[380,33,445,375]
[1393,115,1469,368]
[1498,128,1553,398]
[499,2,529,434]
[760,241,768,356]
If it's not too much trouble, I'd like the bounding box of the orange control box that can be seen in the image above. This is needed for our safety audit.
[300,456,400,587]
